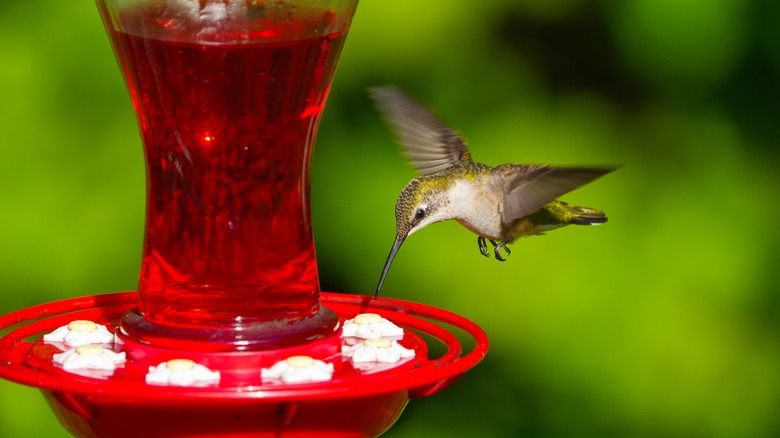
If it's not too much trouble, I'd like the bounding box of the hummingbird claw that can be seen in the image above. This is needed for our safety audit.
[493,241,510,261]
[477,237,490,257]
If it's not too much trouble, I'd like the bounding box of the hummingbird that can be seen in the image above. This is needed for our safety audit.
[370,86,615,299]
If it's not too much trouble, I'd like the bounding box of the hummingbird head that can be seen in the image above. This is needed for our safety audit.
[393,178,450,238]
[375,177,451,299]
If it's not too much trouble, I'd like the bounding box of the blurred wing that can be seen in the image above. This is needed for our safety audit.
[369,85,471,175]
[496,165,614,223]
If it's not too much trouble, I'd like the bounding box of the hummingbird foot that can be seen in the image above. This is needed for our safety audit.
[492,240,511,261]
[477,236,490,257]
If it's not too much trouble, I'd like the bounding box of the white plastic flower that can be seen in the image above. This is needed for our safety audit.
[145,359,220,386]
[341,313,404,340]
[43,320,115,347]
[261,356,334,384]
[52,344,126,371]
[342,338,415,364]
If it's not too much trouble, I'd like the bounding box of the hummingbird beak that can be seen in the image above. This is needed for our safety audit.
[375,234,406,300]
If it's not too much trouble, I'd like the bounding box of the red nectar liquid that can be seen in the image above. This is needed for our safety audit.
[105,5,348,331]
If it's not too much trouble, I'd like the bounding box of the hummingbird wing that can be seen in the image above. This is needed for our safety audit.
[495,165,613,223]
[369,85,471,176]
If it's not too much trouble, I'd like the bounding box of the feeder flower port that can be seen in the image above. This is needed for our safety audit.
[52,344,126,371]
[261,356,335,384]
[342,313,405,340]
[43,320,114,346]
[145,359,221,386]
[342,338,416,364]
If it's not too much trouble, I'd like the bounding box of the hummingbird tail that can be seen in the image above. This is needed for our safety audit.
[566,205,608,225]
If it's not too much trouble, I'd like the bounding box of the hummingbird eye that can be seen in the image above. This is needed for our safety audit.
[414,208,426,220]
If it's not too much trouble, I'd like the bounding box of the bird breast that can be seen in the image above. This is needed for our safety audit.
[448,179,504,240]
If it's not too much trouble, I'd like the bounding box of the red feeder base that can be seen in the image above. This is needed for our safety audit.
[0,292,488,437]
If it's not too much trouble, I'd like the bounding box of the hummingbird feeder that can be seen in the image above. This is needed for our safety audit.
[0,1,488,436]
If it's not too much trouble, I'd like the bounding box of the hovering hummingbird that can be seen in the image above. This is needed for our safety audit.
[370,86,616,299]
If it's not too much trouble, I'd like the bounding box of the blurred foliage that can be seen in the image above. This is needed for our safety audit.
[1,0,779,437]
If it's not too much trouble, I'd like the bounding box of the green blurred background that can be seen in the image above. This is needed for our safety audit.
[2,0,779,436]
